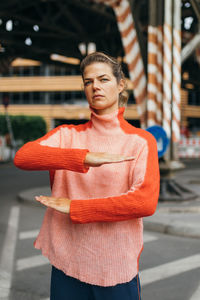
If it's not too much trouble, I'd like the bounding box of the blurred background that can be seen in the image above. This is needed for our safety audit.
[0,0,200,300]
[0,0,200,157]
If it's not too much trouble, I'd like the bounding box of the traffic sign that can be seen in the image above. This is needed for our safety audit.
[146,125,169,158]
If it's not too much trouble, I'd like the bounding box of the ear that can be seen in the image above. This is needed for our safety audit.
[118,79,125,94]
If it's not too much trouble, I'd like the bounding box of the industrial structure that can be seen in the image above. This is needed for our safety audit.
[0,0,200,162]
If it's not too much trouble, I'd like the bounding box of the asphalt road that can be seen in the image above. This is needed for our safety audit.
[0,162,200,300]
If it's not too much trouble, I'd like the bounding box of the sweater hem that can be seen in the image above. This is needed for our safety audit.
[34,243,139,287]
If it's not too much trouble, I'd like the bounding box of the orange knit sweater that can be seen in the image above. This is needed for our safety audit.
[14,107,160,286]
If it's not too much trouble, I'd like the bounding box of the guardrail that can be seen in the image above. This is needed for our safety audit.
[179,137,200,158]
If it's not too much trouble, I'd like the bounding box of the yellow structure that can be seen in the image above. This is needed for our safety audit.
[0,89,197,132]
[0,58,199,133]
[0,104,138,132]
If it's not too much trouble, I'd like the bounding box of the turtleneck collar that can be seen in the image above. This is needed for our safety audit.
[90,107,125,135]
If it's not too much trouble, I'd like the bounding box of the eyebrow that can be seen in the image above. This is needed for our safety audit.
[84,74,109,81]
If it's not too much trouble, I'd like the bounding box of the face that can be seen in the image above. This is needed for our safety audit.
[83,62,124,115]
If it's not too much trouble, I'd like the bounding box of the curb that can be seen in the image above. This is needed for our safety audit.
[18,186,51,207]
[17,186,200,239]
[158,206,200,213]
[143,220,200,239]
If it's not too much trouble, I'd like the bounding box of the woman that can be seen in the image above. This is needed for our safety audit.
[14,52,160,300]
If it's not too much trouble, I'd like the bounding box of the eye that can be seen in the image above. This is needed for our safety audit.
[101,78,109,82]
[84,81,92,87]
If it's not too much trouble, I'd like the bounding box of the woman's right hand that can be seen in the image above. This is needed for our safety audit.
[84,152,135,167]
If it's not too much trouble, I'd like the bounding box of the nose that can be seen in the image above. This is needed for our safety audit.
[92,79,100,90]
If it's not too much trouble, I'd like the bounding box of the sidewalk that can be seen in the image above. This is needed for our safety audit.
[18,164,200,239]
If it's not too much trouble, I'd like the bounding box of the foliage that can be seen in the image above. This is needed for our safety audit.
[0,114,46,144]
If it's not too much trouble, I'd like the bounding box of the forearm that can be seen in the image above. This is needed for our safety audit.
[14,141,89,173]
[70,176,159,223]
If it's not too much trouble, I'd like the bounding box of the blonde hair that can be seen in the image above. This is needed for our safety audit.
[80,52,129,107]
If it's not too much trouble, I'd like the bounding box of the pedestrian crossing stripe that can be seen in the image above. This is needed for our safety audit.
[1,205,200,300]
[16,254,49,271]
[19,229,39,240]
[0,206,20,299]
[140,253,200,286]
[190,282,200,300]
[16,231,159,272]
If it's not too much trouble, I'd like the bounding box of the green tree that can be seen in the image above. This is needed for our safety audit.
[0,115,46,144]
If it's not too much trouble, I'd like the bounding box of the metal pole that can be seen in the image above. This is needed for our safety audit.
[190,0,200,22]
[172,0,181,158]
[4,107,16,159]
[147,0,159,127]
[182,33,200,63]
[163,0,173,144]
[170,0,174,160]
[159,0,197,202]
[113,0,147,128]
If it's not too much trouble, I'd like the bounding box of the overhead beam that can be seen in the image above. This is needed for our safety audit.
[181,0,200,63]
[181,33,200,63]
[0,30,80,41]
[0,75,134,92]
[57,2,88,36]
[0,11,78,39]
[1,34,81,57]
[67,0,116,21]
[190,0,200,22]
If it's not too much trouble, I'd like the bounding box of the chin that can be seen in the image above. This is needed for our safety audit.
[90,103,106,109]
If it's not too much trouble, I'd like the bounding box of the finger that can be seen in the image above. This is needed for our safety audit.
[123,156,135,161]
[104,156,135,163]
[35,196,43,202]
[35,195,58,203]
[35,195,53,205]
[35,196,57,210]
[35,196,48,205]
[116,156,135,162]
[38,195,55,201]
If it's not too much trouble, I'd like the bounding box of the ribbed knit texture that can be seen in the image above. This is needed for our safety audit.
[14,107,160,287]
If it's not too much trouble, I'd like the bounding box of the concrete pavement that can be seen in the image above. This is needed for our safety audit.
[17,165,200,239]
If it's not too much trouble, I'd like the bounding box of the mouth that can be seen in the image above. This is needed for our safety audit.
[93,95,104,99]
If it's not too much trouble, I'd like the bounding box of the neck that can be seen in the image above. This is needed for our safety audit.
[90,107,125,136]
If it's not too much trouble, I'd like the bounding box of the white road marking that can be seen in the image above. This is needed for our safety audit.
[19,229,39,240]
[16,254,49,271]
[16,231,157,273]
[143,232,158,243]
[0,206,20,298]
[140,254,200,286]
[190,283,200,300]
[16,230,200,298]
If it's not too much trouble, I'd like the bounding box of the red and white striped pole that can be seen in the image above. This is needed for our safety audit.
[147,24,159,127]
[163,0,181,159]
[92,0,147,128]
[147,0,164,127]
[163,0,173,139]
[113,0,147,128]
[156,24,164,126]
[172,0,181,143]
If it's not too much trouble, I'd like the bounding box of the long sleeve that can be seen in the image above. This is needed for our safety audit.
[70,133,160,223]
[14,125,89,173]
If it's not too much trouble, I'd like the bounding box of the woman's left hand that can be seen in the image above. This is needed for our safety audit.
[35,196,71,213]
